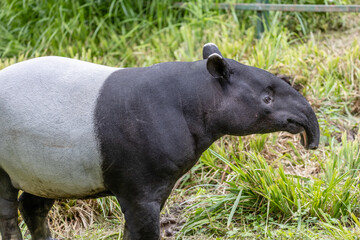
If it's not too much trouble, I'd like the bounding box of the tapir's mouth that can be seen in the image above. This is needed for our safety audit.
[297,125,318,150]
[300,130,308,149]
[287,120,319,150]
[300,128,318,150]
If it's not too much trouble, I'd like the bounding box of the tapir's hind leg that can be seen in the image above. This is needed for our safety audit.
[0,168,22,240]
[18,192,55,240]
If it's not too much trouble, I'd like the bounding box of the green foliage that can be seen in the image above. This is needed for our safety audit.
[0,0,233,63]
[273,0,354,35]
[0,0,354,62]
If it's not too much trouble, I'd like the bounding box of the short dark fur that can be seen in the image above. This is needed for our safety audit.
[0,44,319,240]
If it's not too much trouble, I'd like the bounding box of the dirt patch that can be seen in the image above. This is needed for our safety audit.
[161,202,187,239]
[281,158,321,179]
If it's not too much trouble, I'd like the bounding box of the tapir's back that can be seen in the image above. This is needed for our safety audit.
[0,57,118,198]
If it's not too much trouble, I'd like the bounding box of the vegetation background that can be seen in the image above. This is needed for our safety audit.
[0,0,359,239]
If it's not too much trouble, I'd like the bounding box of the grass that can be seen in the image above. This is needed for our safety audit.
[0,0,360,239]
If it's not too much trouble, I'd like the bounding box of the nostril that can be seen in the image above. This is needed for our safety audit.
[287,119,301,127]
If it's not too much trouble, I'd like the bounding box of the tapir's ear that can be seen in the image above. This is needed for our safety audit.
[206,53,230,83]
[203,43,223,59]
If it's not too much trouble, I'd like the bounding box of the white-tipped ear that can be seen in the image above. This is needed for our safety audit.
[206,53,230,83]
[203,43,223,59]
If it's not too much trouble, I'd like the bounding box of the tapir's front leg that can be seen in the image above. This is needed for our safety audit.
[106,169,177,240]
[118,197,161,240]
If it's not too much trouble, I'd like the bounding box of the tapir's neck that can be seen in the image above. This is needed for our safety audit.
[172,61,225,155]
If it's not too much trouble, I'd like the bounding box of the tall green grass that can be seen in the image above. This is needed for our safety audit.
[0,0,354,63]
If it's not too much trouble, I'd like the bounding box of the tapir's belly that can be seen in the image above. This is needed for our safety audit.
[0,57,118,198]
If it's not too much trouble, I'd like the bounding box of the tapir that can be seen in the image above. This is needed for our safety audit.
[0,43,319,240]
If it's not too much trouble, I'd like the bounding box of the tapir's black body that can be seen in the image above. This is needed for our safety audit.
[97,62,218,187]
[0,44,320,240]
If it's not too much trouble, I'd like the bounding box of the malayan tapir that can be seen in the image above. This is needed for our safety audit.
[0,43,319,240]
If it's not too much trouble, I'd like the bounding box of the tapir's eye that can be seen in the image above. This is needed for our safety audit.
[263,95,273,104]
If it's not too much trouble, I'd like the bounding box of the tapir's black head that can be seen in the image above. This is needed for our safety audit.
[203,43,320,149]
